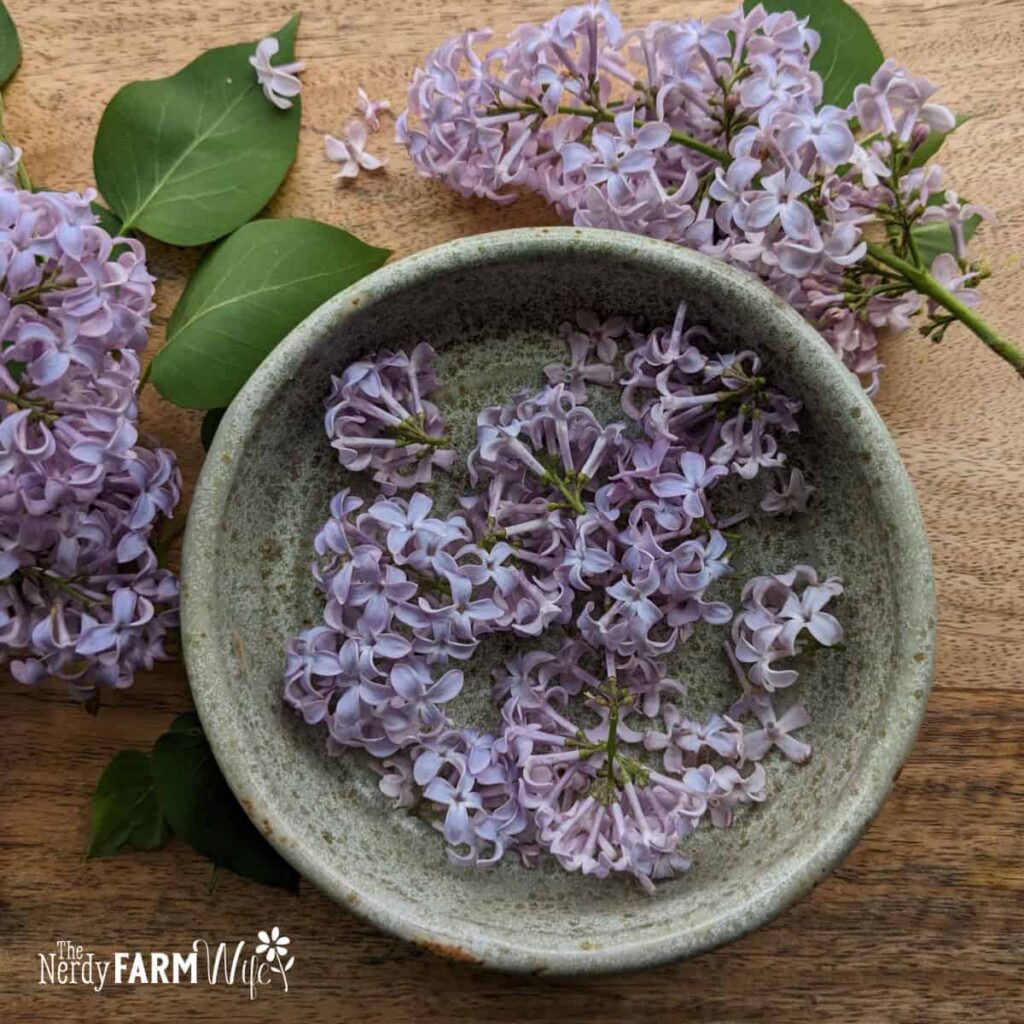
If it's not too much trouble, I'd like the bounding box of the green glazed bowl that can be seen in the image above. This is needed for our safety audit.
[181,227,935,974]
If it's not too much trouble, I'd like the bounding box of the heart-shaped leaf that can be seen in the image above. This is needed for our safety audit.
[151,217,390,408]
[152,713,299,891]
[93,15,301,246]
[0,2,21,88]
[743,0,883,108]
[87,750,170,858]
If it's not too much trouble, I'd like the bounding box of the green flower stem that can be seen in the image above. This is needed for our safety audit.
[386,415,450,448]
[493,102,731,165]
[9,274,66,308]
[543,469,586,515]
[604,682,621,767]
[581,679,649,804]
[0,389,57,422]
[865,241,1024,377]
[20,566,100,606]
[408,567,452,597]
[883,145,935,272]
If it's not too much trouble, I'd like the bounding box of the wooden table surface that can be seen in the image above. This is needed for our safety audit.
[2,0,1023,1020]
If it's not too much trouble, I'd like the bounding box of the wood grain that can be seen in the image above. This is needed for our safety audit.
[2,0,1023,1020]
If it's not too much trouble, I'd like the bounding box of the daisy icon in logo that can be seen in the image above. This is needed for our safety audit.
[255,927,294,989]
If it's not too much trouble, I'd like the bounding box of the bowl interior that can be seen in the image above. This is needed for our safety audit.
[182,228,934,973]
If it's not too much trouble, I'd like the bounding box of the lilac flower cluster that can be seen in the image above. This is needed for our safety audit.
[323,343,456,493]
[285,302,844,889]
[0,185,181,698]
[398,2,992,391]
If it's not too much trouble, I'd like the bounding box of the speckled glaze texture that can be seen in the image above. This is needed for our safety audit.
[181,228,935,975]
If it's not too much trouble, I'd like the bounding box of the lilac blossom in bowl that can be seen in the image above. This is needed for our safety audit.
[181,228,934,973]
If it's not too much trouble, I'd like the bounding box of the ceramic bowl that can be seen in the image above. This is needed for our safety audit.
[181,227,935,974]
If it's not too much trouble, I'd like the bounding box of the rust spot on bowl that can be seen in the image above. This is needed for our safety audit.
[419,939,485,965]
[230,632,250,679]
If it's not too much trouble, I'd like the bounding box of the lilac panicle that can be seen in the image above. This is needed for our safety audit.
[0,185,181,699]
[399,3,986,392]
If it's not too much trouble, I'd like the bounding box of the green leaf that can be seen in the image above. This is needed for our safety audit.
[90,201,123,235]
[911,212,982,268]
[743,0,883,108]
[909,190,983,267]
[152,713,299,891]
[168,711,204,735]
[201,408,227,450]
[0,2,21,88]
[93,15,301,246]
[907,113,973,170]
[87,751,170,859]
[89,201,132,259]
[151,217,390,408]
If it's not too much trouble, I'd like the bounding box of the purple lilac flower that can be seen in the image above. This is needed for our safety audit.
[399,3,982,392]
[250,36,305,110]
[761,467,814,516]
[742,701,812,764]
[0,185,180,700]
[357,87,391,132]
[283,302,843,889]
[325,121,386,179]
[324,343,453,493]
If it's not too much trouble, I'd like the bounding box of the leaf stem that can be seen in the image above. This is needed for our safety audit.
[865,241,1024,377]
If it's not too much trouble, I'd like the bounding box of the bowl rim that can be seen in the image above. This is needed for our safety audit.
[181,226,935,975]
